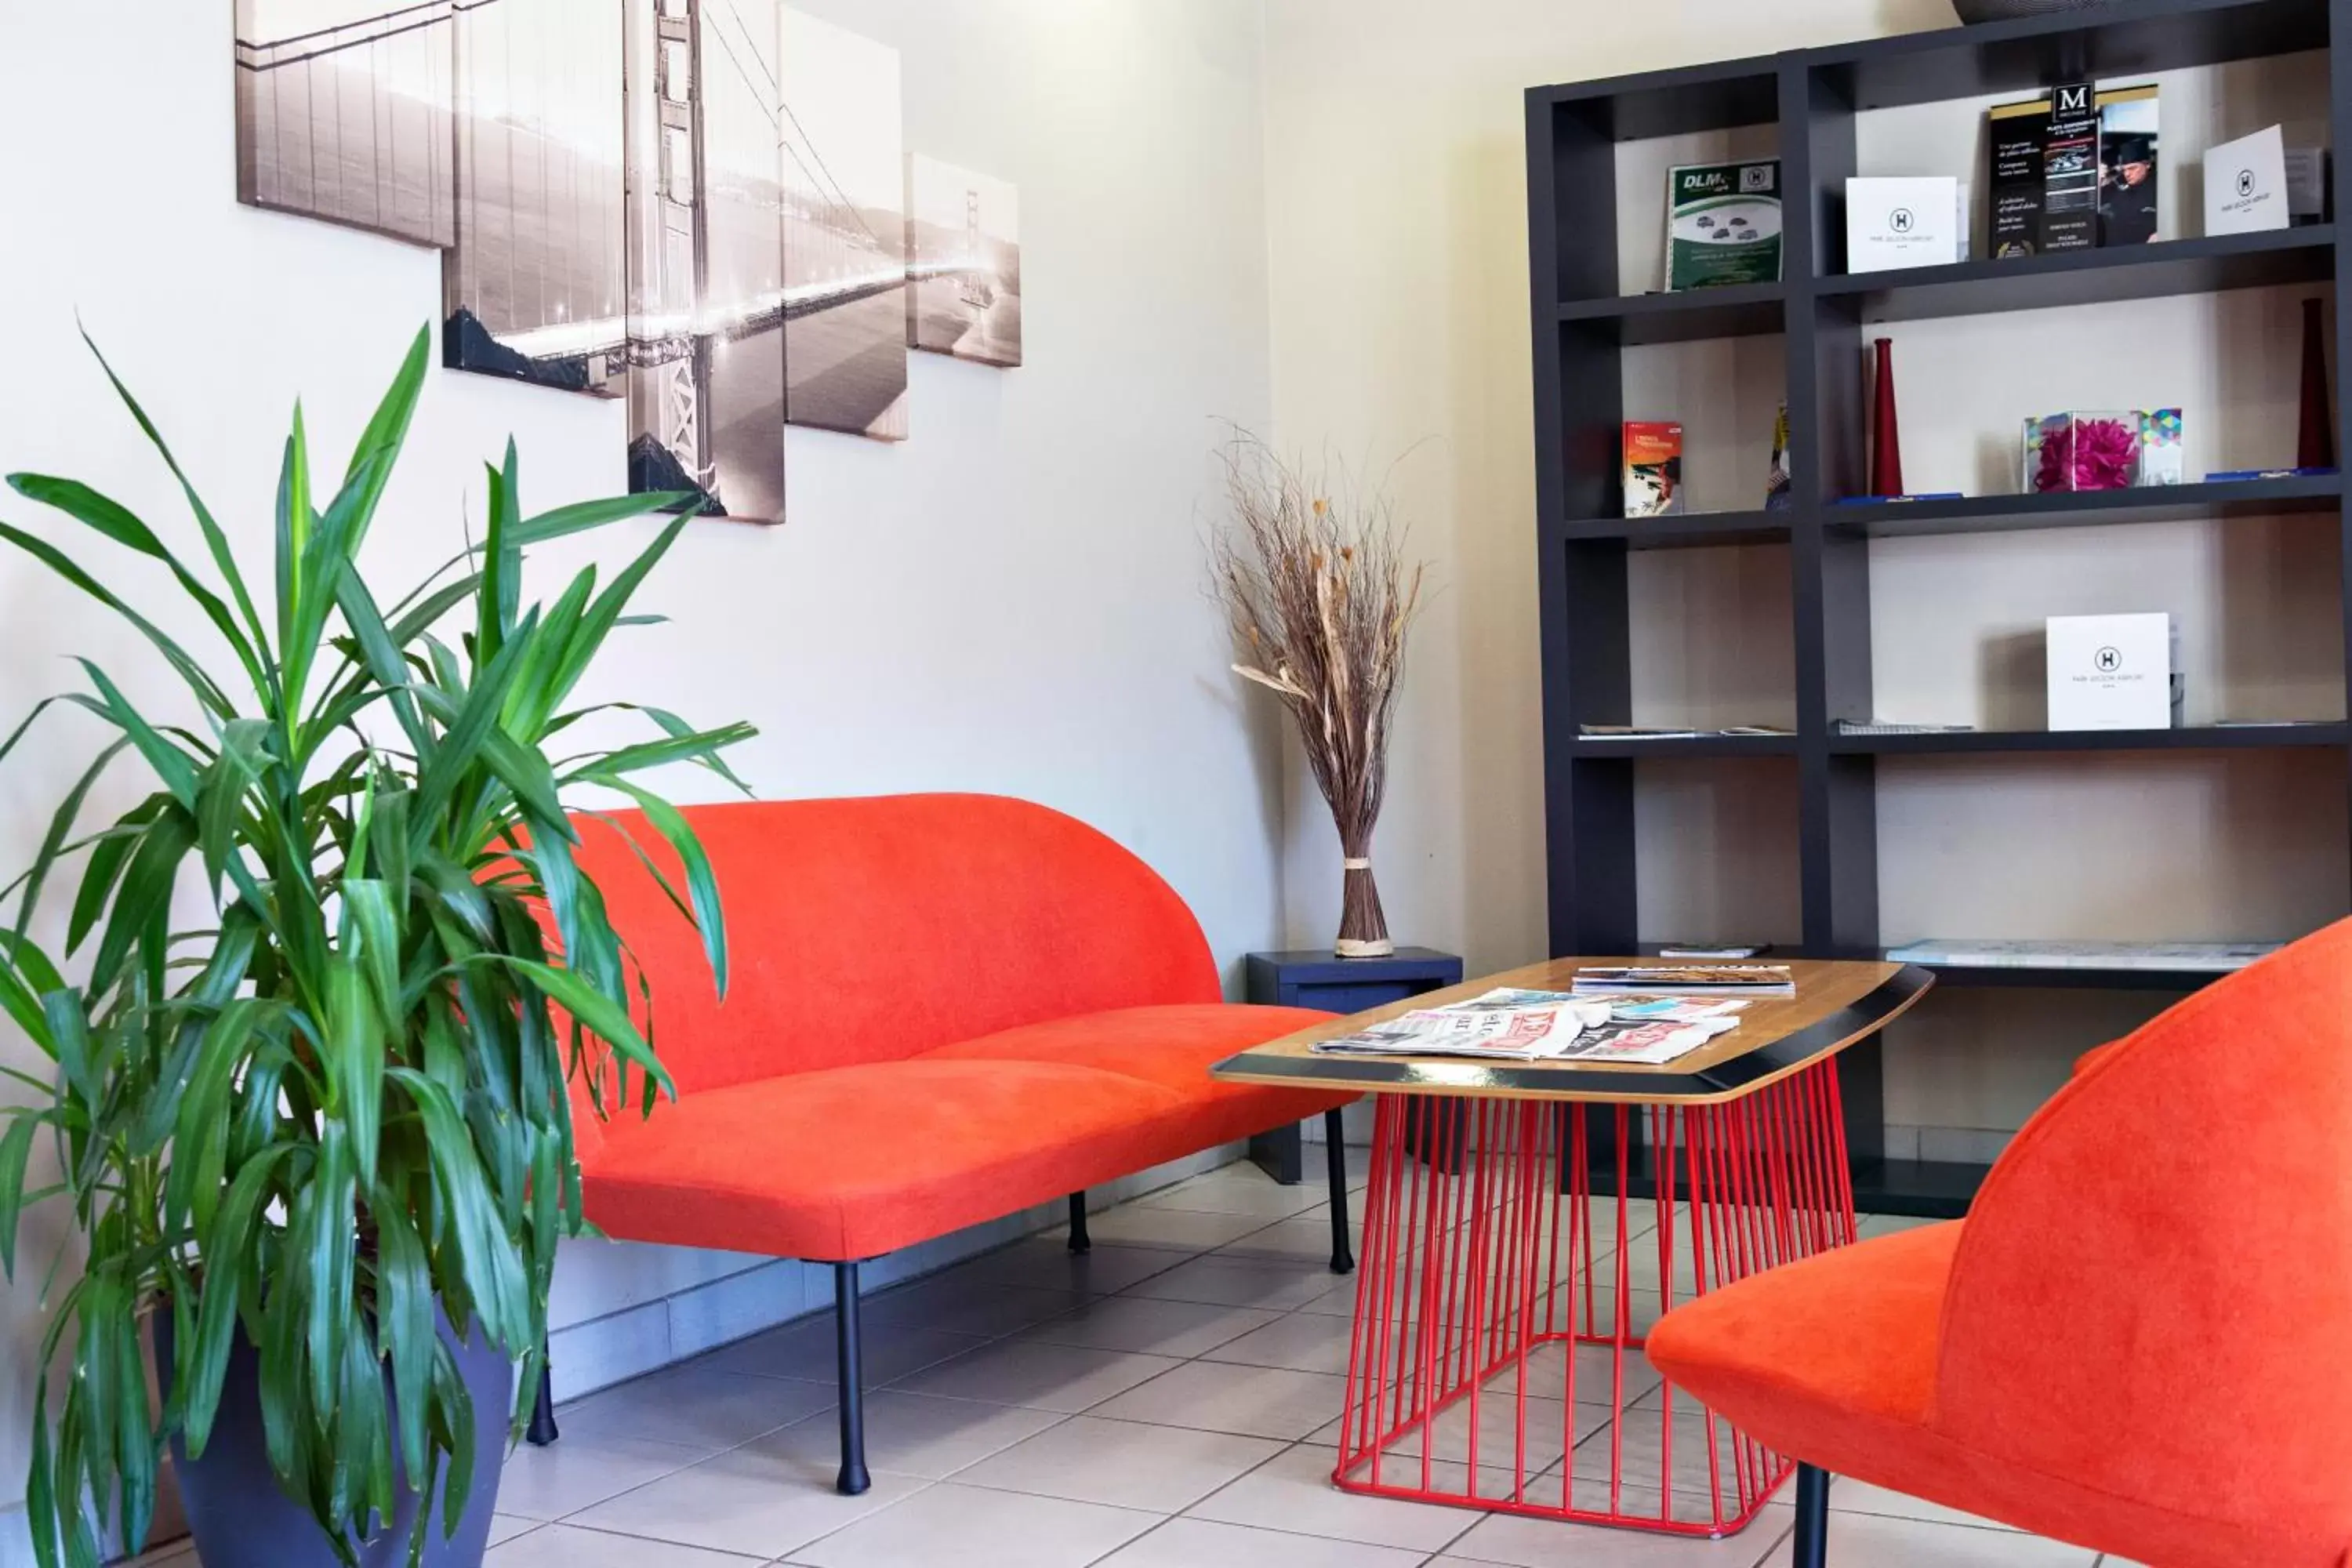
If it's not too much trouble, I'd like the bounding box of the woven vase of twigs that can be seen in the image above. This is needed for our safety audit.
[1214,435,1427,960]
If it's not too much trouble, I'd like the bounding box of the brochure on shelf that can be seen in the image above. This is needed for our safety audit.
[2097,85,2161,245]
[1665,160,1783,289]
[2041,82,2101,252]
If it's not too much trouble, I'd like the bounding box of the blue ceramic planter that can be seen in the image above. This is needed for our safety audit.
[156,1311,514,1568]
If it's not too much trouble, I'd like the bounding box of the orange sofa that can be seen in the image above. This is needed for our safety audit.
[531,794,1357,1494]
[1647,919,2352,1568]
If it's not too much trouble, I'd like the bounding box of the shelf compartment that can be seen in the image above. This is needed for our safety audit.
[1850,1156,1984,1220]
[1900,960,2220,993]
[1560,281,1786,345]
[1830,723,2350,756]
[1821,475,2343,539]
[1813,227,2335,325]
[1534,60,1779,143]
[1552,512,1792,550]
[1806,0,2328,114]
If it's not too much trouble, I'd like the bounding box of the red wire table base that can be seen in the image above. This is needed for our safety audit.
[1331,1062,1857,1537]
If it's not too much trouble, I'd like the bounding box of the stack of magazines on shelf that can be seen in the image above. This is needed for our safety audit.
[1312,988,1753,1066]
[1580,724,1796,740]
[1885,938,2280,972]
[1570,964,1797,997]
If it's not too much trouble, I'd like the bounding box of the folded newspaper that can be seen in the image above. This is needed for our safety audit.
[1312,989,1748,1067]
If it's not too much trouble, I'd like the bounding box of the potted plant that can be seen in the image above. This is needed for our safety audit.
[1212,435,1428,958]
[0,328,750,1567]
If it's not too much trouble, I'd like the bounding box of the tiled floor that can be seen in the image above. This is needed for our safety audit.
[140,1155,2138,1567]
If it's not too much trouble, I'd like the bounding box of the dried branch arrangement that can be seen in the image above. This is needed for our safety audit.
[1213,434,1428,957]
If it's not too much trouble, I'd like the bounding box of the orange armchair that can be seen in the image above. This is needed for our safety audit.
[1647,919,2352,1568]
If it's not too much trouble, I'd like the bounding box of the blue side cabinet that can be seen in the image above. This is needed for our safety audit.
[1243,947,1465,1184]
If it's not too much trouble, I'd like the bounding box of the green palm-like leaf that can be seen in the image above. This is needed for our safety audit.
[0,325,753,1562]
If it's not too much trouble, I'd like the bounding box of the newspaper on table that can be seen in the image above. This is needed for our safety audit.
[1311,988,1748,1067]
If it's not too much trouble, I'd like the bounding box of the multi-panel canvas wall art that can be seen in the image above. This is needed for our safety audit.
[779,9,908,441]
[446,0,628,396]
[906,155,1022,368]
[233,0,455,247]
[624,0,789,519]
[231,0,1005,525]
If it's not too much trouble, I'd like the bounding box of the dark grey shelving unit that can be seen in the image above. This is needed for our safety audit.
[1526,0,2352,1218]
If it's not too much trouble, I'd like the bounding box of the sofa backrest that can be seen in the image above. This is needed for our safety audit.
[1933,916,2352,1546]
[565,793,1222,1098]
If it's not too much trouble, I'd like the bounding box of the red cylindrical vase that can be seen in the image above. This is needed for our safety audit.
[2299,298,2334,470]
[1869,337,1905,497]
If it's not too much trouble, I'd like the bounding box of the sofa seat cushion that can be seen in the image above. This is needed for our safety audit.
[1646,1222,2336,1568]
[584,1058,1187,1261]
[918,1001,1332,1090]
[920,1002,1354,1152]
[581,1004,1351,1261]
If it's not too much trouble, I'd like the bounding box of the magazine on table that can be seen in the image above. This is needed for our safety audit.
[1570,964,1796,997]
[1311,989,1748,1066]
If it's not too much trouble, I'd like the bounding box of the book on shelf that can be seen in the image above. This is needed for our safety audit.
[1571,965,1796,998]
[1623,422,1685,517]
[2206,467,2339,483]
[1582,724,1700,740]
[1580,724,1794,739]
[1834,719,1976,735]
[1308,989,1748,1066]
[1766,402,1793,510]
[1885,938,2282,972]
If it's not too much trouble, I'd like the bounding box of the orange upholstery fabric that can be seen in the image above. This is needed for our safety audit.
[586,1012,1344,1260]
[1648,919,2352,1568]
[583,1058,1171,1260]
[920,1002,1334,1102]
[569,796,1223,1094]
[562,795,1352,1262]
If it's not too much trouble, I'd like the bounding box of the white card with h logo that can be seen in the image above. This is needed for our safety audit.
[1846,176,1962,273]
[2047,613,2173,731]
[2205,126,2290,235]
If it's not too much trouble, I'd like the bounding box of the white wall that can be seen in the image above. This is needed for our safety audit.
[0,0,1280,1554]
[1258,0,2333,1161]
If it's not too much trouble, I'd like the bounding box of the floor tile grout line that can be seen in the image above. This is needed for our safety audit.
[525,1185,1951,1566]
[525,1512,791,1560]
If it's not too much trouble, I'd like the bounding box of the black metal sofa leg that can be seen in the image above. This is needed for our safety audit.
[1792,1463,1830,1566]
[525,1348,559,1446]
[1067,1192,1091,1254]
[1323,1108,1355,1274]
[834,1261,872,1496]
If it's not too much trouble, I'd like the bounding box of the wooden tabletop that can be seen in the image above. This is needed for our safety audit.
[1210,957,1933,1105]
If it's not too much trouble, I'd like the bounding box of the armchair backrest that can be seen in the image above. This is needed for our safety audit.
[1933,918,2352,1543]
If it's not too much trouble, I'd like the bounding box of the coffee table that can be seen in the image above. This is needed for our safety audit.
[1211,957,1932,1537]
